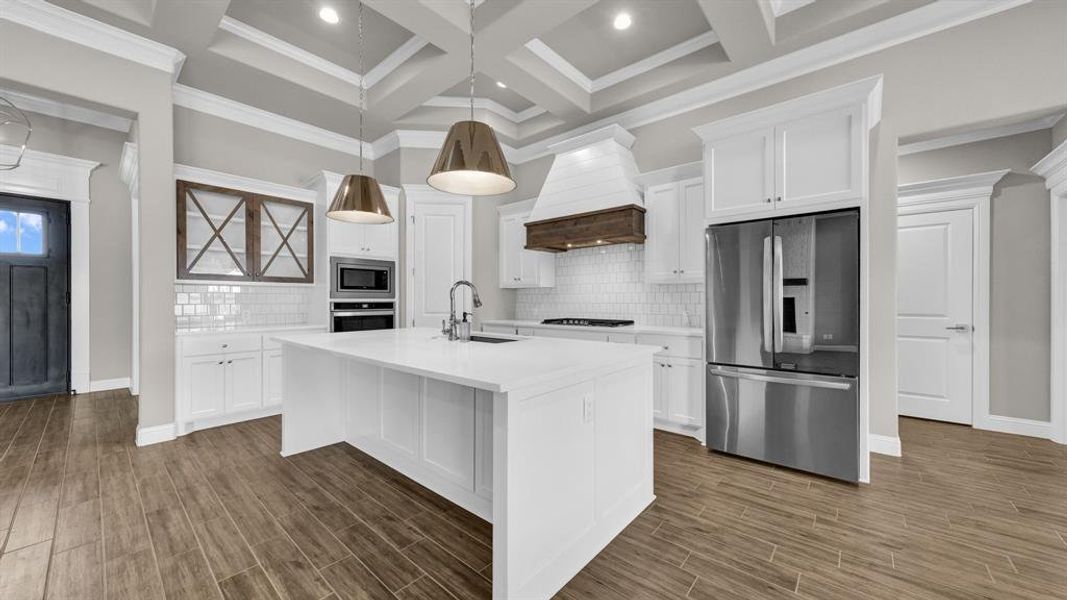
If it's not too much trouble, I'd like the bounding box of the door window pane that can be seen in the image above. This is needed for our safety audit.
[0,210,45,255]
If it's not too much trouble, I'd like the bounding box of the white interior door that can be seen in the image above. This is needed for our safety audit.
[406,188,472,328]
[897,209,974,424]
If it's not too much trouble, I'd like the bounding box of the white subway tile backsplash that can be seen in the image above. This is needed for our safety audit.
[174,283,311,332]
[516,244,704,328]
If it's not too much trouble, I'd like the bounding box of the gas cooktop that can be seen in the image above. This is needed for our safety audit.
[541,318,635,328]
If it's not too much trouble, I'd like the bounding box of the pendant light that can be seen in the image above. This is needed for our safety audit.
[0,95,32,171]
[427,0,516,196]
[328,1,393,224]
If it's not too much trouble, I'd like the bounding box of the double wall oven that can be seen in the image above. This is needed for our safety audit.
[329,257,396,332]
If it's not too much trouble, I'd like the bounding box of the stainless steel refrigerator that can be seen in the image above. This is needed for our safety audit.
[705,209,860,482]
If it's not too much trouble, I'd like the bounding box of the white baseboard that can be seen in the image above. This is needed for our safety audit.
[975,414,1052,439]
[89,377,131,392]
[72,369,91,394]
[136,423,176,446]
[869,433,902,457]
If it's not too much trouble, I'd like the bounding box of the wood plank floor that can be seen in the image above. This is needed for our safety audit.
[0,390,1065,599]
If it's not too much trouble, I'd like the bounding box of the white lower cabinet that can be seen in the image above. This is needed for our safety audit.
[665,357,704,427]
[176,328,322,435]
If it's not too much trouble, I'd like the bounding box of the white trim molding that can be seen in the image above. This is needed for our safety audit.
[172,84,374,159]
[526,31,720,94]
[1032,139,1067,445]
[898,113,1064,156]
[89,377,131,392]
[0,0,186,77]
[0,87,133,133]
[0,145,98,394]
[136,422,176,446]
[868,434,902,458]
[371,130,519,164]
[897,170,1053,440]
[173,163,318,204]
[119,142,140,396]
[423,96,547,124]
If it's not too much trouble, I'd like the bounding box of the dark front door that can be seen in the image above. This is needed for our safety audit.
[0,194,70,401]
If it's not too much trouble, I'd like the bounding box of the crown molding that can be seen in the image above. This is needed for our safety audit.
[217,16,427,90]
[1033,139,1067,195]
[634,161,703,188]
[172,84,373,159]
[509,0,1030,163]
[524,39,593,93]
[303,169,400,197]
[548,124,635,154]
[898,169,1010,206]
[900,113,1064,155]
[0,87,133,132]
[371,129,518,164]
[119,141,138,195]
[0,144,99,203]
[771,0,818,18]
[422,97,547,124]
[0,0,185,78]
[174,163,318,204]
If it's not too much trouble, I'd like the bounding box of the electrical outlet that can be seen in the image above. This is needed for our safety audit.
[583,396,594,423]
[821,334,834,342]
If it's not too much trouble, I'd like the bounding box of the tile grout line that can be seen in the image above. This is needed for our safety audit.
[127,439,170,600]
[40,396,73,600]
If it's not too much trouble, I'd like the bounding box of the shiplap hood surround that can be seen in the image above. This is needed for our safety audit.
[527,125,643,222]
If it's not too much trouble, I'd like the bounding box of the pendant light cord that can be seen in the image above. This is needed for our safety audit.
[469,0,475,122]
[359,0,365,174]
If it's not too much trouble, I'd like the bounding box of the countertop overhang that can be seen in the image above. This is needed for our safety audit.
[272,327,660,393]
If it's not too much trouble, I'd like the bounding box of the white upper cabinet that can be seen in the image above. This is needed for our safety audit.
[327,187,400,260]
[644,177,705,284]
[704,128,775,218]
[694,77,880,223]
[497,199,555,289]
[776,105,862,209]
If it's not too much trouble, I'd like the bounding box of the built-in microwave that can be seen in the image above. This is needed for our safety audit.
[330,256,395,299]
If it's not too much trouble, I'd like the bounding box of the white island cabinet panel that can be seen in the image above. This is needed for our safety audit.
[423,379,476,489]
[381,369,421,458]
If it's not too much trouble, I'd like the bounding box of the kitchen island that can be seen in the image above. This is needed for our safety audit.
[271,327,658,600]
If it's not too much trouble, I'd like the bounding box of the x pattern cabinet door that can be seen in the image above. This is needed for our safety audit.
[256,197,313,283]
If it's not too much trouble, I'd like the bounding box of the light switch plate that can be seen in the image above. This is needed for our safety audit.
[582,396,594,423]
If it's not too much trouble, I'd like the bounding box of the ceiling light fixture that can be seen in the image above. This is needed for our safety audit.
[496,81,507,89]
[0,96,32,171]
[613,12,632,30]
[327,1,392,224]
[427,0,516,196]
[319,6,340,24]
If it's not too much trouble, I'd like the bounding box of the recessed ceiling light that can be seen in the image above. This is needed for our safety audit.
[496,81,507,89]
[319,6,340,24]
[613,12,632,30]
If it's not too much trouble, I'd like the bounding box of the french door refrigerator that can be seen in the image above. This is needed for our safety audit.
[705,209,860,482]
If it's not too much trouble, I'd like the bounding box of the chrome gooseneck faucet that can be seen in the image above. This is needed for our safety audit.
[444,280,482,341]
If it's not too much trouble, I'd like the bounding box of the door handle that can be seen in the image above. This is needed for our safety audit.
[773,236,784,353]
[762,237,772,353]
[707,366,853,390]
[945,324,972,332]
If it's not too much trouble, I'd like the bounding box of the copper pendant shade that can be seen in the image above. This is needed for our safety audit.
[328,174,393,224]
[427,120,515,196]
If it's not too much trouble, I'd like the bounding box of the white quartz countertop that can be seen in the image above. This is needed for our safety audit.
[272,327,660,393]
[481,319,703,337]
[176,324,327,337]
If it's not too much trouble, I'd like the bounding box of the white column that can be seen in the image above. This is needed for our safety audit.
[1032,140,1067,444]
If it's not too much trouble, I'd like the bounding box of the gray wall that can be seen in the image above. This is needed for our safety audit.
[898,129,1054,421]
[12,113,132,383]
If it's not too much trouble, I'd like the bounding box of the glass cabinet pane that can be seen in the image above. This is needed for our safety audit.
[182,185,249,278]
[257,198,311,281]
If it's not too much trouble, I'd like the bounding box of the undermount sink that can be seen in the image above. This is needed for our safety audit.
[469,335,519,344]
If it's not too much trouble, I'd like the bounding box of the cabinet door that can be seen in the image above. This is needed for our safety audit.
[705,128,775,219]
[776,105,862,208]
[178,182,253,280]
[257,198,313,283]
[183,355,225,419]
[644,183,680,283]
[263,349,284,407]
[499,215,525,288]
[677,178,705,282]
[328,218,365,257]
[362,192,399,259]
[652,359,668,420]
[225,351,263,413]
[517,214,543,286]
[667,358,704,427]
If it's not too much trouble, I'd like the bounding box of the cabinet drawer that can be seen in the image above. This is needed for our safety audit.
[636,334,702,359]
[182,333,262,357]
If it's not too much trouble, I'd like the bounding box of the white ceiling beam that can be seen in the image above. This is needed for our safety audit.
[898,113,1065,155]
[0,87,133,132]
[697,0,776,63]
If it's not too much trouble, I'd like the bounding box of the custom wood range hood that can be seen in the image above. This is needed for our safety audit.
[524,124,646,252]
[525,204,646,252]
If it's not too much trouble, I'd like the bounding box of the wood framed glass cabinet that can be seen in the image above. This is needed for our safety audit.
[176,180,314,283]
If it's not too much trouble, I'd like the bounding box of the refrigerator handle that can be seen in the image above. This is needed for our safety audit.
[707,366,853,390]
[762,236,773,353]
[773,235,784,353]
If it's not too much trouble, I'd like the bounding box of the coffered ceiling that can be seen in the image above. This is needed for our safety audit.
[34,0,961,150]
